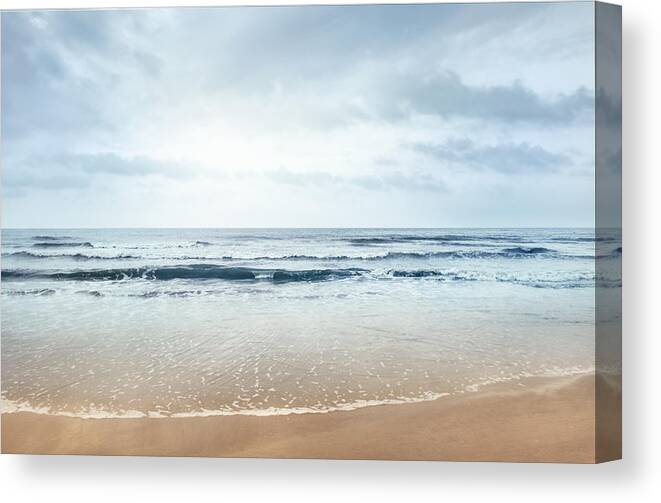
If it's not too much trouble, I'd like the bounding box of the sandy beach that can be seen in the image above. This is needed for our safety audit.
[1,373,621,463]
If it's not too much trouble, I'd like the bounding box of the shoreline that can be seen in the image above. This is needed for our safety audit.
[1,373,619,463]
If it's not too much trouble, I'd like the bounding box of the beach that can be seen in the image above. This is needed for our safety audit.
[1,373,620,463]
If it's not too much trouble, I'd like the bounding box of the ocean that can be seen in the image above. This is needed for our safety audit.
[1,228,620,418]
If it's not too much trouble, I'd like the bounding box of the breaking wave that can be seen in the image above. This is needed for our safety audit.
[2,264,597,289]
[32,242,93,248]
[1,265,367,283]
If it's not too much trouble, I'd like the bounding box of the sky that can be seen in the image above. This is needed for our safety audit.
[1,3,597,228]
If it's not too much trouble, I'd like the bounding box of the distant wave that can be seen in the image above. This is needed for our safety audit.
[173,241,215,248]
[4,248,595,264]
[4,251,138,260]
[180,248,578,261]
[194,248,588,261]
[348,237,409,245]
[347,234,605,246]
[381,248,567,259]
[346,234,526,245]
[32,242,93,248]
[1,265,368,283]
[31,235,72,241]
[500,246,553,255]
[549,236,613,243]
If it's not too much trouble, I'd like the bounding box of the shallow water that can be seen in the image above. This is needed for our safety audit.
[1,228,618,417]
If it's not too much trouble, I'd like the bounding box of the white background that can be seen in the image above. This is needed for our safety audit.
[1,0,658,502]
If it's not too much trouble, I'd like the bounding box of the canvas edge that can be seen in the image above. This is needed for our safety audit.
[594,0,622,464]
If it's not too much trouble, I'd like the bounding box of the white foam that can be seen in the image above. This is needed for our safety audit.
[1,390,450,419]
[461,366,594,393]
[0,366,594,420]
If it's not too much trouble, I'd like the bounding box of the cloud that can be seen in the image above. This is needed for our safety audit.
[266,167,446,193]
[62,153,192,178]
[3,153,196,195]
[1,4,597,227]
[411,138,572,173]
[361,71,593,126]
[0,11,162,141]
[3,172,91,191]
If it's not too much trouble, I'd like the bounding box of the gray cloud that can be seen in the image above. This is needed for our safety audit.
[1,11,159,141]
[1,7,594,145]
[363,71,593,125]
[3,153,195,195]
[411,138,572,173]
[59,153,191,178]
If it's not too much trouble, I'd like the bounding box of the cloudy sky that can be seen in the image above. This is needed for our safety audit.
[1,3,596,228]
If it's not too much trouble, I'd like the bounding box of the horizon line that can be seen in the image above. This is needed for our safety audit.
[1,225,598,230]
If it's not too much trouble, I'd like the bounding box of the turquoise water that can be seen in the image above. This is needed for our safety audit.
[1,228,616,417]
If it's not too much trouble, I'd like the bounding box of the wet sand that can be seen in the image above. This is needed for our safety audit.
[1,373,620,463]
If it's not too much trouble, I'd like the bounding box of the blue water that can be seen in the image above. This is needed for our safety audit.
[1,228,618,417]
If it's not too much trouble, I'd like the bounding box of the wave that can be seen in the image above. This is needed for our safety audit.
[0,265,368,283]
[346,234,526,245]
[4,251,139,260]
[549,236,612,243]
[2,288,56,296]
[270,269,363,282]
[499,278,595,289]
[173,241,215,248]
[32,242,93,248]
[130,289,211,298]
[4,247,590,263]
[389,270,475,280]
[386,270,594,288]
[347,234,606,247]
[0,265,596,288]
[31,235,72,241]
[348,237,410,245]
[500,246,553,255]
[178,247,580,261]
[377,248,575,260]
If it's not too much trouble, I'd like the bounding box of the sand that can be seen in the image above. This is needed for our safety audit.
[0,373,621,463]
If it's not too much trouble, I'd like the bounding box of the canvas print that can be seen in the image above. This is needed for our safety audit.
[0,2,621,462]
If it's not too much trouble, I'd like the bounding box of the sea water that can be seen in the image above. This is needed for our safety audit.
[0,228,620,417]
